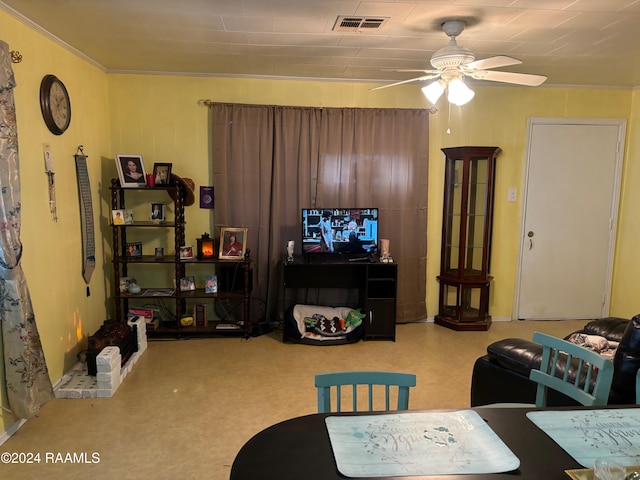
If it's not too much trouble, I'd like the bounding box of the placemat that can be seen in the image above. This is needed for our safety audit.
[527,409,640,468]
[325,409,520,478]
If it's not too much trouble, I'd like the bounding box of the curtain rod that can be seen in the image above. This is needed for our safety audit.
[197,99,436,113]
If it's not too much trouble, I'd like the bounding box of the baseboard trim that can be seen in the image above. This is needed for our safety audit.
[424,316,512,323]
[0,418,26,446]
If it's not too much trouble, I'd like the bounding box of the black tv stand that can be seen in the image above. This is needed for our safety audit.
[348,254,374,262]
[303,252,376,263]
[282,255,397,340]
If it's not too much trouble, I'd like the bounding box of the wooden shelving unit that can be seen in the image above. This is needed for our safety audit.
[109,178,252,337]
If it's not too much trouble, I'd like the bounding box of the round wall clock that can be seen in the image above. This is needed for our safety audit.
[39,74,71,135]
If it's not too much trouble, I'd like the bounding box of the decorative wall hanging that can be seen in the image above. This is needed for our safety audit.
[43,145,57,221]
[74,146,96,288]
[200,186,214,208]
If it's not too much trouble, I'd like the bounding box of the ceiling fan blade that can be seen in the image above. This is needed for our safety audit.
[381,68,440,74]
[466,55,522,70]
[370,73,441,91]
[467,70,547,86]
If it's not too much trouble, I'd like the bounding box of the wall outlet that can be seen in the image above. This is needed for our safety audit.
[508,188,517,202]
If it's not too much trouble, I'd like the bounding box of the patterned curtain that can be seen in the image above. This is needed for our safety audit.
[0,41,54,419]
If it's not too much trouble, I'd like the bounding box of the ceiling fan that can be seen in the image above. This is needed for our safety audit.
[371,20,547,105]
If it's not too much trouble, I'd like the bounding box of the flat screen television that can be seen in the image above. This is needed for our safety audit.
[301,208,378,255]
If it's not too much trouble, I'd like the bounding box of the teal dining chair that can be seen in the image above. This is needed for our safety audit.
[530,332,614,407]
[315,371,416,413]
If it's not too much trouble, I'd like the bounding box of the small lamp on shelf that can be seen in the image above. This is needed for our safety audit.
[197,233,215,260]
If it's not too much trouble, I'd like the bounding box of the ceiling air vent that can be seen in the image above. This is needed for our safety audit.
[332,16,389,32]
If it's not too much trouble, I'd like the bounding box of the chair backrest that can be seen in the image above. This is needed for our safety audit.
[315,371,416,413]
[529,332,614,407]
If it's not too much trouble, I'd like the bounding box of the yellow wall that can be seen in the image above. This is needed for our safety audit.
[611,89,640,314]
[107,74,636,322]
[0,11,111,430]
[2,6,640,435]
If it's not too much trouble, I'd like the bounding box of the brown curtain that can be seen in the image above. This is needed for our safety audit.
[211,103,428,323]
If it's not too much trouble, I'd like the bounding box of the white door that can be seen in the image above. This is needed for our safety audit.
[515,119,625,320]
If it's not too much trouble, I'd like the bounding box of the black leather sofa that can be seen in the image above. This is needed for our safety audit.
[471,315,640,406]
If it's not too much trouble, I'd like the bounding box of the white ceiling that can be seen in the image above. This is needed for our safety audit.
[3,0,640,88]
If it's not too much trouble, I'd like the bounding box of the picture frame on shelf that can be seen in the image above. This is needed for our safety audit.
[125,241,143,259]
[153,162,172,186]
[119,276,137,293]
[219,227,247,260]
[179,276,196,292]
[112,210,125,224]
[122,209,134,224]
[115,154,146,188]
[112,209,133,225]
[204,275,218,293]
[150,203,165,222]
[179,245,194,260]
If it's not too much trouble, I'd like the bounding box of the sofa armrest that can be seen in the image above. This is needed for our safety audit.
[486,337,544,376]
[470,355,580,407]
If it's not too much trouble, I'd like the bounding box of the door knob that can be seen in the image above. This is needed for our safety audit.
[528,231,534,250]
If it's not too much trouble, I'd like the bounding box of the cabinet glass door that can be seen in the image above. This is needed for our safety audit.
[442,158,463,274]
[464,156,488,277]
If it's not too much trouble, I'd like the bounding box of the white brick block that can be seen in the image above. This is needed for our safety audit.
[61,389,82,399]
[96,346,119,363]
[82,389,97,398]
[97,358,120,374]
[96,389,113,398]
[97,370,121,390]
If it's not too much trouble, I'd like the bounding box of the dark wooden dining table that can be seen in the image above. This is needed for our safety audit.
[230,406,615,480]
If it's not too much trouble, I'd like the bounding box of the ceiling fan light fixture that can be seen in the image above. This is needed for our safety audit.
[422,80,445,105]
[447,78,474,105]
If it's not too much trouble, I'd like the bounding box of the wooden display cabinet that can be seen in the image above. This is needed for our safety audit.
[435,146,501,331]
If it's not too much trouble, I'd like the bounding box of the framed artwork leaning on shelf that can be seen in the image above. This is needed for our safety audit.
[150,203,165,222]
[112,209,133,225]
[115,154,146,188]
[153,162,172,185]
[219,227,247,260]
[205,275,218,293]
[179,276,196,291]
[125,241,143,259]
[179,245,194,260]
[119,276,137,293]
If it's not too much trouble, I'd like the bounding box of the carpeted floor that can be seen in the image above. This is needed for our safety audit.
[0,319,588,479]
